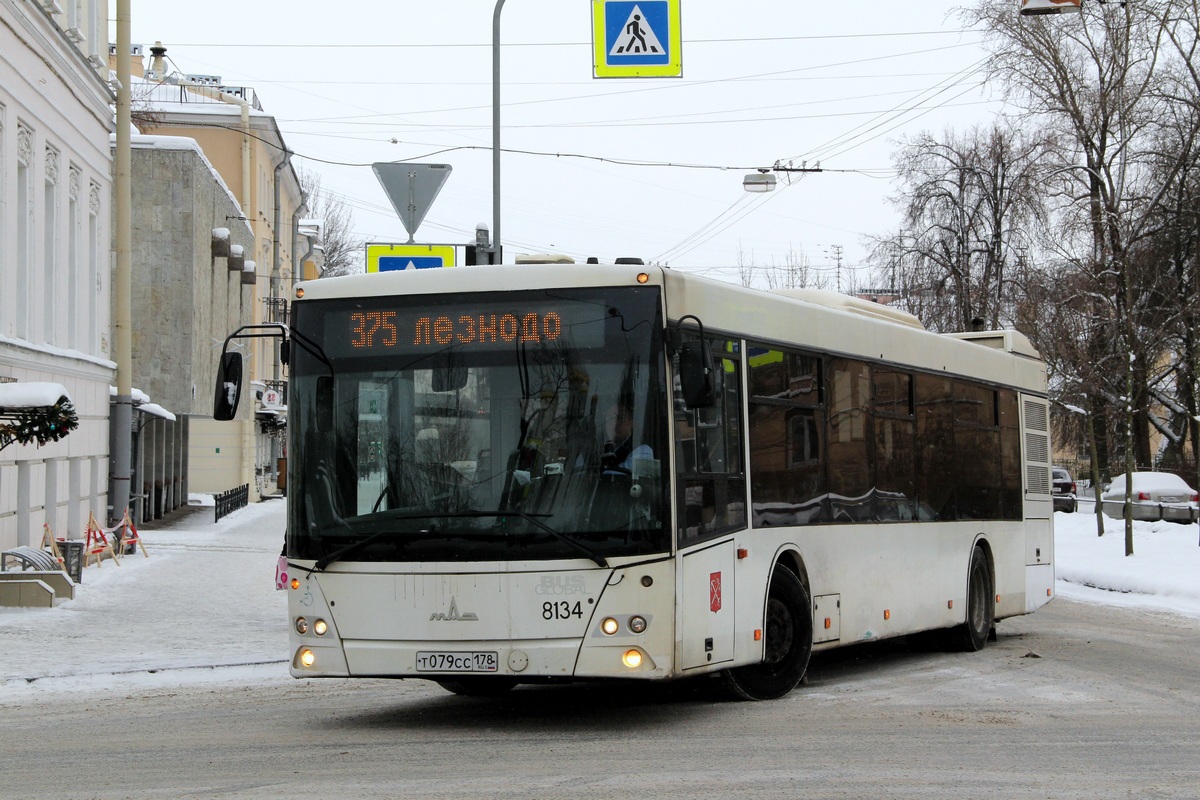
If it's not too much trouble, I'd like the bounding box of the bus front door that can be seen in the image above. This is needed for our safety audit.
[679,540,736,670]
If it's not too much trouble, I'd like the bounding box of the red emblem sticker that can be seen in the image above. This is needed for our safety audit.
[710,571,722,612]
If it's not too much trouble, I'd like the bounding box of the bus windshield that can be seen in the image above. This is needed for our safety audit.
[287,285,669,565]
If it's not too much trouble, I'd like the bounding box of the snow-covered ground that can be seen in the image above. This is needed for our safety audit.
[2,497,1197,700]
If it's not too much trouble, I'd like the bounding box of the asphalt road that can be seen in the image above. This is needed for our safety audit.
[3,597,1198,799]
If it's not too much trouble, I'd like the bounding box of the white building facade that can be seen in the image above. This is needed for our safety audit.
[0,0,113,550]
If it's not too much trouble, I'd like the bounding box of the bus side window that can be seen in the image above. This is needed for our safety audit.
[748,346,826,527]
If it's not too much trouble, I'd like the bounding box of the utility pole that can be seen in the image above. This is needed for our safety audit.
[829,245,844,293]
[110,0,132,526]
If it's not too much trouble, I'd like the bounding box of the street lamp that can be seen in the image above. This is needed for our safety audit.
[1019,0,1081,15]
[743,171,777,193]
[492,0,507,264]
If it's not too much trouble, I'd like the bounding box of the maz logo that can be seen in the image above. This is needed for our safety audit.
[429,597,479,621]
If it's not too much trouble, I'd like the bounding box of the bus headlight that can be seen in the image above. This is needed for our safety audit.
[628,615,647,634]
[601,617,619,635]
[622,649,643,669]
[299,648,316,668]
[295,617,308,635]
[314,619,328,636]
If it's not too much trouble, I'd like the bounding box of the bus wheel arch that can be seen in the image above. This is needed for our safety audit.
[721,556,813,701]
[953,538,995,652]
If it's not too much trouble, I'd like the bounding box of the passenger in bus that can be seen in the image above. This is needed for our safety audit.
[590,400,655,532]
[602,401,654,475]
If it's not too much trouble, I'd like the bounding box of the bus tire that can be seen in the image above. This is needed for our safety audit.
[721,566,813,701]
[953,546,994,652]
[436,677,518,697]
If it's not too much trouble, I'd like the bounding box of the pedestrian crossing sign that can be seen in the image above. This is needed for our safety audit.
[592,0,682,78]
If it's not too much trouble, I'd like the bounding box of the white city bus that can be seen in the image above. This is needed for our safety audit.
[215,262,1053,700]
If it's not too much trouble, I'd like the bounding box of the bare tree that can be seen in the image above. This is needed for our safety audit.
[736,245,827,291]
[297,166,364,277]
[964,0,1200,554]
[871,122,1056,333]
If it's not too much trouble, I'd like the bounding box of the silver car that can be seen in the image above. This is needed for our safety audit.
[1101,471,1199,524]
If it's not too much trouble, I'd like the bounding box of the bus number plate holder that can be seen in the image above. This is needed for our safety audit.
[415,651,499,672]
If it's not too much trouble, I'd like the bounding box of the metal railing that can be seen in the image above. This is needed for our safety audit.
[214,484,249,523]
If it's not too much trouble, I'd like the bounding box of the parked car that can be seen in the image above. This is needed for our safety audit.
[1100,471,1199,524]
[1052,467,1077,513]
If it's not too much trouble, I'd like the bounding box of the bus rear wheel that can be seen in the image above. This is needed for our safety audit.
[721,567,813,701]
[952,546,994,652]
[436,677,518,697]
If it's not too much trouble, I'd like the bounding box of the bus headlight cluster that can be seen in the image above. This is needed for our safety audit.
[601,616,648,635]
[295,617,328,636]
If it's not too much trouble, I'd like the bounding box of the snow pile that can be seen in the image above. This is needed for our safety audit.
[1054,506,1200,615]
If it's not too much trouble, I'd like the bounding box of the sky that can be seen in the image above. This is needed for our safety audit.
[121,0,1011,288]
[2,495,1198,698]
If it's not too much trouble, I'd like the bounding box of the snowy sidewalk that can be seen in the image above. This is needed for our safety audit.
[0,498,289,693]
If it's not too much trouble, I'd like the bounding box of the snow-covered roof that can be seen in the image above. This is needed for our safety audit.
[109,385,152,404]
[107,386,176,421]
[131,75,269,117]
[136,403,177,422]
[0,382,72,410]
[0,334,118,371]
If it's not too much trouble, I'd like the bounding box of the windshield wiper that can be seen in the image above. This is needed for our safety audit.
[312,511,608,570]
[507,510,608,568]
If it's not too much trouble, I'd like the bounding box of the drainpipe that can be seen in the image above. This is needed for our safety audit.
[110,0,133,526]
[291,192,309,291]
[271,152,290,383]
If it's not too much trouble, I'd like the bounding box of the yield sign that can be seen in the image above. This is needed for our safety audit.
[371,162,452,243]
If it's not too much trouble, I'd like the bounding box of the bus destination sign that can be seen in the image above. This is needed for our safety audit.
[327,300,609,357]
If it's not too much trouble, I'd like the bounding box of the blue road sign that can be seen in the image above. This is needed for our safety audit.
[378,256,445,271]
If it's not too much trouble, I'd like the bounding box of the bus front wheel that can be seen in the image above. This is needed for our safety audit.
[721,567,813,701]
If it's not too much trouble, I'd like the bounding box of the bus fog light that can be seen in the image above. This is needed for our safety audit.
[299,648,316,668]
[295,617,309,635]
[601,617,619,635]
[314,619,328,636]
[622,649,643,668]
[628,615,647,634]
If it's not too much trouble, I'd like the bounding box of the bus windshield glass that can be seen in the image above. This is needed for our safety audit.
[287,285,669,564]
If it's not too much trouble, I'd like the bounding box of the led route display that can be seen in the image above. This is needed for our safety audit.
[323,299,610,358]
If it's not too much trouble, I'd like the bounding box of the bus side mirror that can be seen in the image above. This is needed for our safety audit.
[213,352,243,420]
[679,340,716,408]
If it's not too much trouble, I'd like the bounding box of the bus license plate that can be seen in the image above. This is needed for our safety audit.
[415,651,499,673]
